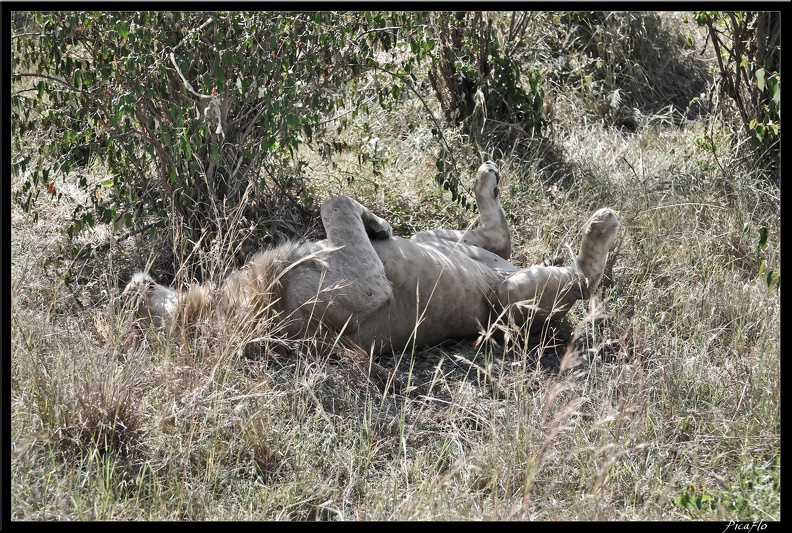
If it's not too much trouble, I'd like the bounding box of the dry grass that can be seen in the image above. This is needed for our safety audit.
[11,12,779,521]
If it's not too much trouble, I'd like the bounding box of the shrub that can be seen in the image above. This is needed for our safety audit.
[691,11,780,175]
[11,12,426,272]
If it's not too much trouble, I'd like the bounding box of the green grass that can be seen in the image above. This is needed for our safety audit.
[11,12,779,521]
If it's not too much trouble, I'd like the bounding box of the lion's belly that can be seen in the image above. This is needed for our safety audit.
[352,237,507,353]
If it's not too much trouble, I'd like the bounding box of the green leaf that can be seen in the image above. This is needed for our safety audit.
[757,227,768,249]
[755,68,765,92]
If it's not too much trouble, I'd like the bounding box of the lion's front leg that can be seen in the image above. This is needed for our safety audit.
[321,196,393,321]
[282,196,394,341]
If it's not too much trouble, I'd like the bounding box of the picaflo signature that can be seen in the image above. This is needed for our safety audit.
[722,520,768,533]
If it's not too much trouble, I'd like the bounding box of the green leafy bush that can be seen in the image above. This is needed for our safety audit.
[691,12,780,172]
[425,12,546,207]
[11,12,421,270]
[13,11,546,271]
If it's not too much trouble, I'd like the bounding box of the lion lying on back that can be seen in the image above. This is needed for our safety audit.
[123,162,620,355]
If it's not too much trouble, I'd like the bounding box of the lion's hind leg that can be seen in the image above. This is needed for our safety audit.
[494,264,583,328]
[493,207,620,329]
[412,161,512,259]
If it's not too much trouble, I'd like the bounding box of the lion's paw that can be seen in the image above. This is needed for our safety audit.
[476,161,501,199]
[363,212,393,240]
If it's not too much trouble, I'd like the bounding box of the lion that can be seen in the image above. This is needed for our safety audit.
[123,162,620,355]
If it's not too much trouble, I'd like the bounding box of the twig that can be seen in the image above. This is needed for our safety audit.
[69,219,168,264]
[350,62,456,170]
[11,32,41,40]
[11,71,76,89]
[169,52,215,101]
[171,16,214,54]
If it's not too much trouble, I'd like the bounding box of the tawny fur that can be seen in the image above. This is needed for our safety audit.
[123,162,620,354]
[494,208,620,327]
[122,271,180,331]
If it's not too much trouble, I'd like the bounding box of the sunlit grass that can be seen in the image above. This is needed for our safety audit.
[11,12,779,521]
